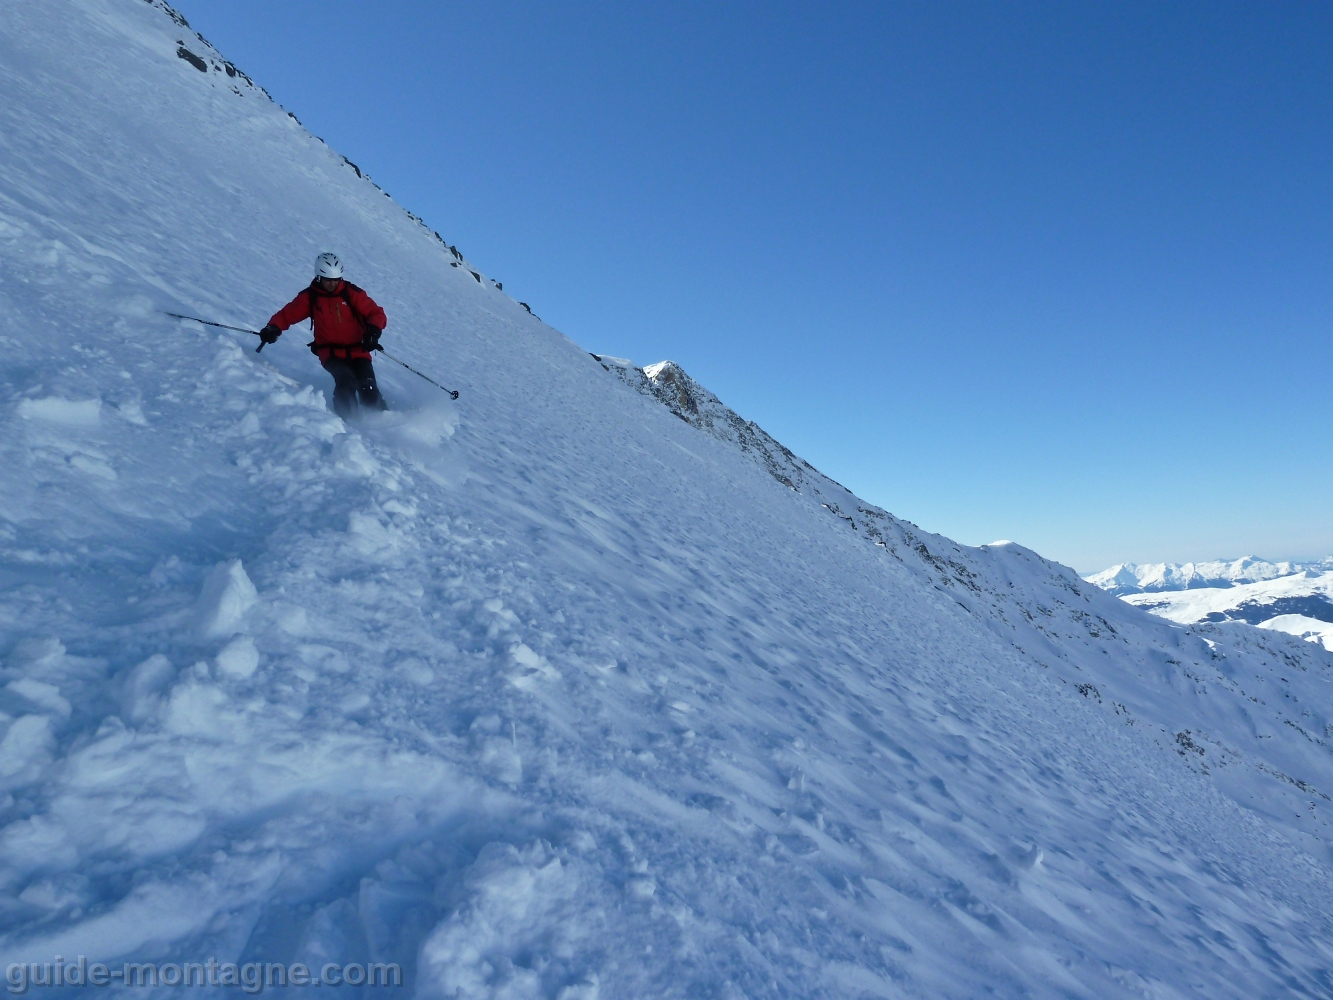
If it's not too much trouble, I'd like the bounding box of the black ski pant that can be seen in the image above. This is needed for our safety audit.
[321,356,385,417]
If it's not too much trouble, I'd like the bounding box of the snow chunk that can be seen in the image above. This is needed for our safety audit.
[418,842,588,999]
[215,635,260,679]
[348,511,402,556]
[17,396,101,426]
[164,669,231,737]
[0,715,54,791]
[509,643,560,691]
[471,714,522,786]
[116,398,148,425]
[120,654,175,724]
[195,559,258,638]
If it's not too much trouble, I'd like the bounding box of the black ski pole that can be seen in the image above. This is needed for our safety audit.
[162,312,272,352]
[378,349,460,399]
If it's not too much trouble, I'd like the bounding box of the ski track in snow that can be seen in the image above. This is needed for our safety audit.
[0,3,1331,998]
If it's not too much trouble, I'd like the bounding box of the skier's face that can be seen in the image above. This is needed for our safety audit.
[319,276,340,291]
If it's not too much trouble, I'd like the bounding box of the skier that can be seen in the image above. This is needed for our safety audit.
[259,253,389,417]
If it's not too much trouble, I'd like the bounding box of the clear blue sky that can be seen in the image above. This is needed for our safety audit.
[171,0,1333,572]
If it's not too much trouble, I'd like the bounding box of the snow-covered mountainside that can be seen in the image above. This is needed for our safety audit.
[2,3,1333,997]
[1087,555,1333,596]
[1121,574,1333,652]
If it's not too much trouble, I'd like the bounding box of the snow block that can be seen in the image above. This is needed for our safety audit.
[0,715,54,792]
[17,396,101,427]
[195,560,258,638]
[120,654,175,724]
[417,842,586,999]
[470,714,522,786]
[215,636,260,679]
[508,642,560,691]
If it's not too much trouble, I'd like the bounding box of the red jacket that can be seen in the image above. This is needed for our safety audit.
[269,280,387,361]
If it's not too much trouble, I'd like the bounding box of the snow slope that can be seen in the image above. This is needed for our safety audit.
[1260,615,1333,654]
[611,354,1333,861]
[2,3,1333,997]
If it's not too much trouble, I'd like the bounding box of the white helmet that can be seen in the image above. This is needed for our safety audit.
[315,252,343,279]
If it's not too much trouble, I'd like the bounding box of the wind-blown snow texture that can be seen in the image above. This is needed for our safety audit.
[1,3,1332,997]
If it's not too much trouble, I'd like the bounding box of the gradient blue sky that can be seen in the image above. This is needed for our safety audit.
[171,0,1333,572]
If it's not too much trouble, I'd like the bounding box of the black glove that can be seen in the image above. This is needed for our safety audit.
[259,324,281,345]
[362,324,383,351]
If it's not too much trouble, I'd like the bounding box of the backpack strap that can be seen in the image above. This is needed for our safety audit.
[340,283,367,333]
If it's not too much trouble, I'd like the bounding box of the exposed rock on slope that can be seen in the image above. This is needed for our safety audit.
[599,357,826,493]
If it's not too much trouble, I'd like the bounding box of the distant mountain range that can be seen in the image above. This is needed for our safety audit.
[1086,556,1333,651]
[1086,555,1333,595]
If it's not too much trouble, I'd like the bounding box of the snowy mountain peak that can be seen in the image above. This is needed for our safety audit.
[597,355,828,495]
